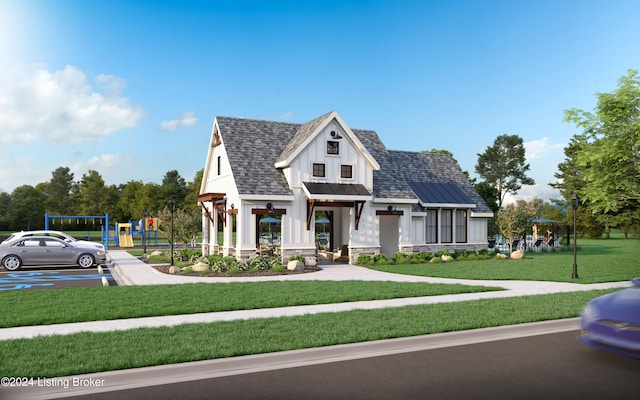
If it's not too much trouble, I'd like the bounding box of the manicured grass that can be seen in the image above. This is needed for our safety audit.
[0,281,501,328]
[369,237,640,283]
[0,289,616,378]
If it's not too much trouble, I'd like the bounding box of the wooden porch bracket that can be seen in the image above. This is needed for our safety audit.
[306,199,316,230]
[354,201,365,230]
[200,202,216,227]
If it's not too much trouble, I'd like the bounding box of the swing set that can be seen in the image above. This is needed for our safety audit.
[44,212,111,250]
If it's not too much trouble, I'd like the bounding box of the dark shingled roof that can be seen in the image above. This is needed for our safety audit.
[215,115,492,215]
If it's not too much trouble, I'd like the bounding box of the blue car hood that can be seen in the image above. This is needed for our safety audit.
[592,286,640,324]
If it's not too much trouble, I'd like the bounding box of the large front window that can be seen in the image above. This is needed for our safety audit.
[455,209,467,243]
[426,209,438,243]
[441,209,453,243]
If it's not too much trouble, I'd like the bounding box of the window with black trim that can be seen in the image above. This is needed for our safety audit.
[426,208,438,243]
[340,165,353,179]
[441,209,453,243]
[327,141,339,155]
[312,163,325,177]
[455,209,467,243]
[217,156,221,175]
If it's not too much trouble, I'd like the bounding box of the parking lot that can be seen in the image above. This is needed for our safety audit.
[0,265,117,291]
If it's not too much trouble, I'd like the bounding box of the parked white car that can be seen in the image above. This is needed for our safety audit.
[1,230,105,251]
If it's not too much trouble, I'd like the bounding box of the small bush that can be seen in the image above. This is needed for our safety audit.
[227,267,243,275]
[373,253,388,264]
[391,252,408,264]
[408,252,432,264]
[247,257,269,271]
[429,257,441,264]
[270,265,286,273]
[436,250,451,257]
[357,254,373,265]
[266,256,283,270]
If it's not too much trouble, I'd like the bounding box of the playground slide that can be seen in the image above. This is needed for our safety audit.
[119,232,133,247]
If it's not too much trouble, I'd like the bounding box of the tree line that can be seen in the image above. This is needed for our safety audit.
[0,167,203,231]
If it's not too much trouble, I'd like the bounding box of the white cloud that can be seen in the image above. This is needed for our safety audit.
[0,63,144,146]
[503,184,562,205]
[524,136,564,161]
[160,111,198,131]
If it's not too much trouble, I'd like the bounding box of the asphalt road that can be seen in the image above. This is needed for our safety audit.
[32,329,639,400]
[0,265,116,291]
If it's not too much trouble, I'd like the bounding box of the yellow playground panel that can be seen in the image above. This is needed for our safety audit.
[117,222,134,247]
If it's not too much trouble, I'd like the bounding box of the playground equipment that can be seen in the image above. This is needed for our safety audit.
[117,223,134,247]
[44,213,110,250]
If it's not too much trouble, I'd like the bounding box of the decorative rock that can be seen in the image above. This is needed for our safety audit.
[510,250,524,260]
[441,255,454,262]
[169,265,182,274]
[191,262,209,272]
[287,260,304,271]
[151,250,163,257]
[496,253,508,259]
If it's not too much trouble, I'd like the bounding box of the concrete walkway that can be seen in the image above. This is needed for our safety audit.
[0,251,631,341]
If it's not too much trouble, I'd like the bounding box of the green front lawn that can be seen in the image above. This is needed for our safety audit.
[0,289,616,378]
[370,237,640,283]
[0,281,501,328]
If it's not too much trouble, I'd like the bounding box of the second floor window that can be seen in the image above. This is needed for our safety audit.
[340,165,353,179]
[313,163,325,177]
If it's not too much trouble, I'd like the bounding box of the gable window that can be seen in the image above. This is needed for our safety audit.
[327,141,339,155]
[217,156,221,175]
[455,209,467,243]
[312,163,326,177]
[441,209,453,243]
[340,165,353,179]
[426,209,438,244]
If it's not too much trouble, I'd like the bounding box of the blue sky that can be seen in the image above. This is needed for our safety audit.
[1,0,640,203]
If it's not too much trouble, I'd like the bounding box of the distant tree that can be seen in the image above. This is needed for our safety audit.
[76,170,107,215]
[45,166,77,214]
[9,185,46,230]
[475,134,535,209]
[0,192,12,230]
[184,169,204,213]
[160,170,188,209]
[157,206,201,247]
[495,200,537,253]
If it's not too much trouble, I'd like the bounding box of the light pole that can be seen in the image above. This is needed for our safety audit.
[168,199,175,266]
[142,208,148,256]
[571,193,579,279]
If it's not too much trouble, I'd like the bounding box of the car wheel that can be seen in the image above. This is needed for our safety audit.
[2,255,22,271]
[77,253,95,268]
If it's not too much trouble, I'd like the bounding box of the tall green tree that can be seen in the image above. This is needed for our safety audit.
[563,69,640,214]
[475,134,535,208]
[160,170,188,209]
[0,192,12,230]
[45,166,77,214]
[10,185,46,230]
[76,170,107,215]
[184,169,204,213]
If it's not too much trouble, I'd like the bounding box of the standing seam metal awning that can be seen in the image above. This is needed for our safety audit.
[302,182,372,230]
[302,182,372,201]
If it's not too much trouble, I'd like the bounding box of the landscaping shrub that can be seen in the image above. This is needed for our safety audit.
[391,252,409,264]
[373,253,388,263]
[409,252,432,263]
[357,254,373,265]
[266,256,283,270]
[246,256,269,271]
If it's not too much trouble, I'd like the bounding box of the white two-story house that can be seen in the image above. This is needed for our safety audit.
[199,111,493,264]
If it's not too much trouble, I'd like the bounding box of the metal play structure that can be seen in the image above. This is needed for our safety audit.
[44,213,110,250]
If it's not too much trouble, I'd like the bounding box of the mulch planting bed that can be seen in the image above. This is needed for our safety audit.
[144,259,321,277]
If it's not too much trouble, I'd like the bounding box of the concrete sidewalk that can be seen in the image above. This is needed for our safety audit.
[0,250,630,341]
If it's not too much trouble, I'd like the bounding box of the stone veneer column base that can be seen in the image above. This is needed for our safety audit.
[348,246,380,265]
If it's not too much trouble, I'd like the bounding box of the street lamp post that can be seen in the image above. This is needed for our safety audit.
[168,199,175,266]
[142,208,148,256]
[571,193,579,279]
